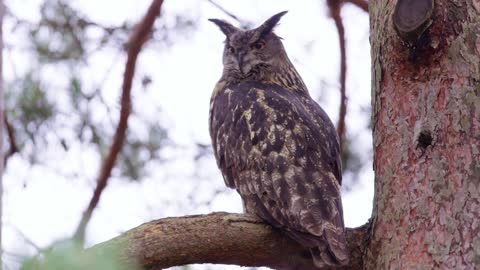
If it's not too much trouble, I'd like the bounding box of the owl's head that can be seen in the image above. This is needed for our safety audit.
[209,11,289,79]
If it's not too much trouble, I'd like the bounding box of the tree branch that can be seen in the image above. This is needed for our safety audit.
[4,115,18,166]
[344,0,369,12]
[73,0,164,242]
[327,0,348,153]
[88,212,369,270]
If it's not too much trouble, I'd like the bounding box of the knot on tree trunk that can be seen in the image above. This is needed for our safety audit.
[393,0,434,44]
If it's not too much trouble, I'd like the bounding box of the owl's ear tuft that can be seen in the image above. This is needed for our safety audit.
[208,19,239,37]
[257,11,288,37]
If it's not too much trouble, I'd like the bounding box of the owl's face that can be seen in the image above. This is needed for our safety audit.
[210,11,289,78]
[222,30,284,75]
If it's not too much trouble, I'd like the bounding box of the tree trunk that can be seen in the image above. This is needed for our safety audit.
[367,0,480,269]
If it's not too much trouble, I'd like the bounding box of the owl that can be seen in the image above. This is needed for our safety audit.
[208,11,348,267]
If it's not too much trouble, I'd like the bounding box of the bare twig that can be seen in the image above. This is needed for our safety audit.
[344,0,369,12]
[206,0,246,25]
[88,212,369,270]
[327,0,348,152]
[10,226,42,252]
[73,0,165,242]
[4,115,18,166]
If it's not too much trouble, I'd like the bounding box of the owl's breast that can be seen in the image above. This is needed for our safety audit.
[209,81,310,175]
[210,81,285,151]
[209,80,341,187]
[209,81,263,163]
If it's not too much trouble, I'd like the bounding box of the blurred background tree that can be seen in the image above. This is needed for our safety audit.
[1,0,371,269]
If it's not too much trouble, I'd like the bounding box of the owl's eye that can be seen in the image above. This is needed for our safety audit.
[227,46,235,54]
[252,41,265,50]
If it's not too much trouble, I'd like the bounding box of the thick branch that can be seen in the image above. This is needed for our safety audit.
[73,0,164,241]
[89,212,369,270]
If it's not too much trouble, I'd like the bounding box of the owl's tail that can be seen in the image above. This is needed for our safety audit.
[310,245,348,268]
[312,228,349,267]
[285,228,349,267]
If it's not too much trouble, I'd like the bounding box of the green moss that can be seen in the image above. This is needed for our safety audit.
[21,240,140,270]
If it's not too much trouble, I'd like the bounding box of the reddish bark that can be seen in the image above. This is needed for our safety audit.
[345,0,369,12]
[367,0,480,268]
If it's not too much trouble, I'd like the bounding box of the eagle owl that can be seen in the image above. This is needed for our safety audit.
[208,11,348,267]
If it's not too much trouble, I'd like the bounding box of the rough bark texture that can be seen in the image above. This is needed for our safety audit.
[368,0,480,269]
[88,212,369,270]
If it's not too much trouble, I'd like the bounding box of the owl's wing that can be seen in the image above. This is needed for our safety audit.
[210,82,347,265]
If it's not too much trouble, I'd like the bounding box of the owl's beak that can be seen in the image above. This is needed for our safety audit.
[236,52,246,74]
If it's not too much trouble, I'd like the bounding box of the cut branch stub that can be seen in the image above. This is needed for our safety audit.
[393,0,434,44]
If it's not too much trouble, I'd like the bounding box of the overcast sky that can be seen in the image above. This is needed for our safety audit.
[3,0,372,269]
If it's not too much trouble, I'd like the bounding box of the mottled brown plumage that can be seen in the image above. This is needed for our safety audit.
[209,11,348,267]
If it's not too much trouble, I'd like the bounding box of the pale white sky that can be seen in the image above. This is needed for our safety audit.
[3,0,372,269]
